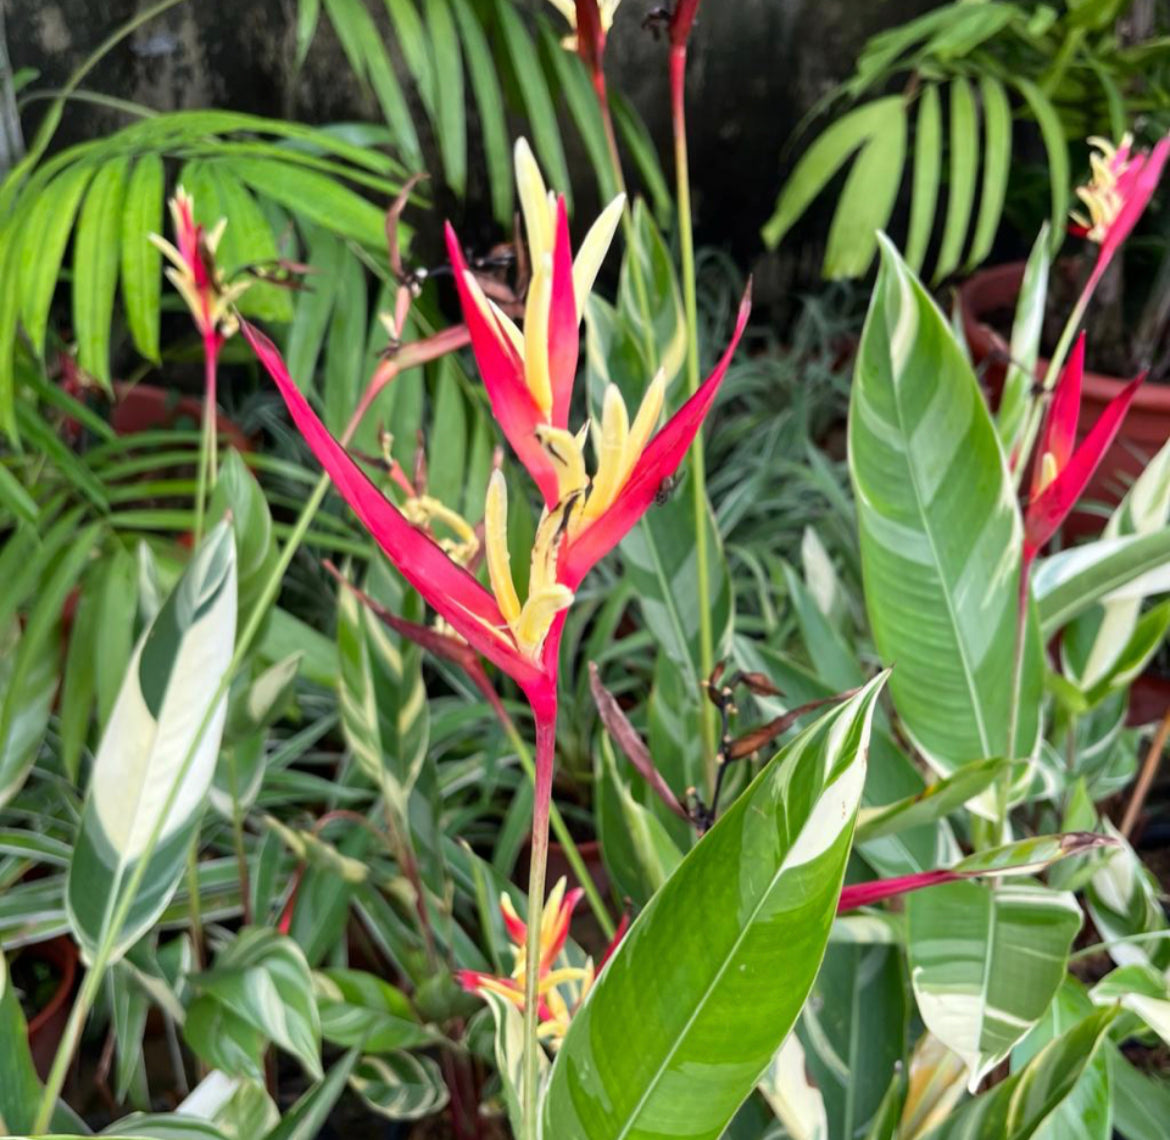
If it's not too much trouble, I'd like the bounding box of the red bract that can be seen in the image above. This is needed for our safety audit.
[1022,332,1144,567]
[245,138,749,842]
[573,0,606,87]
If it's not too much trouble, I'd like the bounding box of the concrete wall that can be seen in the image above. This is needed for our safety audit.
[7,0,938,275]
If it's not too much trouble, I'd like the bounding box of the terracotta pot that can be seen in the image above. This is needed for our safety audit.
[111,382,251,452]
[22,936,79,1080]
[958,261,1170,528]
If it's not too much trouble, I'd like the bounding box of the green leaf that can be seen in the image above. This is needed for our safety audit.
[73,156,130,390]
[100,1115,230,1140]
[264,1050,358,1140]
[966,75,1011,269]
[383,0,437,117]
[1085,822,1168,971]
[232,157,389,250]
[296,0,321,66]
[850,237,1041,780]
[495,0,572,211]
[209,449,279,625]
[209,167,294,323]
[1015,78,1069,256]
[184,996,266,1083]
[450,0,512,223]
[66,524,237,965]
[0,951,44,1134]
[997,225,1051,455]
[908,879,1082,1089]
[855,756,1007,842]
[94,544,139,731]
[618,202,686,391]
[542,675,887,1139]
[905,84,941,274]
[798,943,908,1139]
[121,154,165,361]
[322,246,368,435]
[934,78,977,281]
[193,927,322,1079]
[0,526,96,805]
[763,98,903,250]
[285,226,345,392]
[757,1033,829,1140]
[348,1052,449,1120]
[824,98,906,279]
[482,991,547,1138]
[1110,1046,1170,1140]
[611,90,674,228]
[179,1072,279,1138]
[0,462,37,525]
[19,162,95,357]
[336,560,429,817]
[425,0,466,196]
[1033,529,1170,639]
[314,968,434,1052]
[919,1009,1116,1140]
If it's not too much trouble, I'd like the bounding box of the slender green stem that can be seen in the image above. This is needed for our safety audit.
[521,714,556,1140]
[192,337,219,544]
[227,744,253,926]
[499,713,614,939]
[671,44,717,790]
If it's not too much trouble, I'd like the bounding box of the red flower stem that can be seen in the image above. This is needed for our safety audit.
[670,38,717,790]
[192,332,221,545]
[522,708,557,1139]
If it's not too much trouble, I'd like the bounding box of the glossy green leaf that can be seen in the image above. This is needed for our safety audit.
[99,1115,229,1140]
[850,238,1040,781]
[194,927,322,1079]
[1013,978,1111,1140]
[73,156,129,389]
[758,1033,828,1140]
[905,83,941,274]
[185,996,267,1083]
[66,524,237,964]
[965,75,1011,269]
[349,1052,449,1120]
[543,675,887,1138]
[483,990,547,1137]
[120,154,165,361]
[209,449,279,623]
[762,98,902,251]
[855,756,1007,842]
[934,77,976,281]
[919,1009,1116,1140]
[19,162,95,357]
[824,98,906,279]
[997,225,1051,455]
[284,226,344,392]
[908,879,1082,1089]
[383,0,437,117]
[1110,1046,1170,1140]
[1085,822,1168,970]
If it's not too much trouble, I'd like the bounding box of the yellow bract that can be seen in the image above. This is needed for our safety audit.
[149,187,250,339]
[1072,134,1133,242]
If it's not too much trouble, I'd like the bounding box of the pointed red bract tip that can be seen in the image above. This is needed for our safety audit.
[444,223,561,506]
[548,196,579,430]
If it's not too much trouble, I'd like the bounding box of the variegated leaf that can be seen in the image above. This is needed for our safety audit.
[849,238,1041,786]
[542,675,887,1139]
[908,880,1082,1090]
[348,1052,448,1121]
[67,524,237,964]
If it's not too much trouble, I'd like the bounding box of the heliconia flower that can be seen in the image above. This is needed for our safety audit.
[246,139,749,724]
[1022,332,1144,568]
[545,0,620,54]
[149,187,250,345]
[458,877,625,1044]
[1072,132,1170,295]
